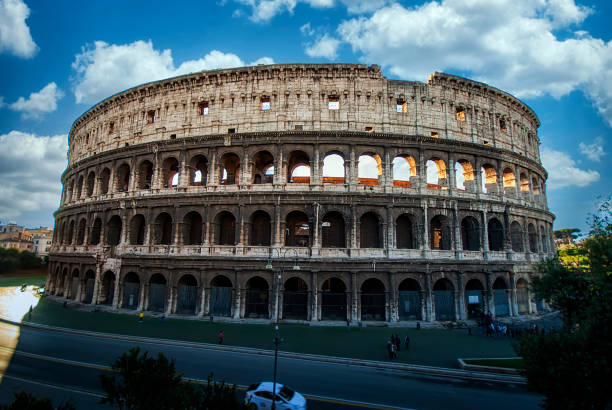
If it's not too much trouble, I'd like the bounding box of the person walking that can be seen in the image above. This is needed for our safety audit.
[218,330,224,344]
[391,341,397,359]
[387,339,393,359]
[404,334,410,351]
[395,334,401,352]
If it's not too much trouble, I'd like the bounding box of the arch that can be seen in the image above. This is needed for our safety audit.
[322,153,345,184]
[426,158,447,188]
[322,211,345,248]
[461,216,481,251]
[89,218,102,245]
[83,270,95,304]
[510,221,523,252]
[162,157,180,188]
[283,277,308,320]
[210,275,233,317]
[249,210,271,246]
[516,278,530,314]
[137,160,154,189]
[430,215,451,250]
[488,218,504,251]
[176,274,198,315]
[220,152,240,185]
[520,173,530,192]
[392,155,416,187]
[465,278,485,318]
[358,153,381,185]
[75,175,84,200]
[398,278,421,320]
[433,278,455,320]
[65,180,74,204]
[455,160,474,191]
[189,154,208,186]
[129,214,146,245]
[245,276,269,318]
[395,214,415,249]
[105,215,122,246]
[360,212,380,248]
[70,269,80,299]
[122,272,140,309]
[216,211,236,245]
[86,171,96,197]
[321,277,347,320]
[528,223,538,252]
[540,226,548,253]
[481,164,497,193]
[67,220,75,244]
[361,278,385,321]
[503,168,516,189]
[288,150,310,183]
[153,212,173,245]
[148,273,167,312]
[115,163,130,192]
[99,271,115,305]
[252,151,274,184]
[532,177,540,195]
[99,167,111,194]
[285,211,310,247]
[493,277,510,316]
[76,218,86,245]
[182,211,203,245]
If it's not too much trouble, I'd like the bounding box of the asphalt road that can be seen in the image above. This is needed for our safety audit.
[0,321,542,410]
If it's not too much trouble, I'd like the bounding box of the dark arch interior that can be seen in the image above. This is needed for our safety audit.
[488,218,504,251]
[399,278,420,291]
[322,211,345,248]
[217,212,236,245]
[183,211,203,245]
[461,216,480,251]
[211,275,232,287]
[360,212,380,248]
[285,211,309,247]
[433,278,453,291]
[150,273,167,284]
[154,212,173,245]
[178,274,197,286]
[396,214,415,249]
[106,215,122,246]
[250,211,271,246]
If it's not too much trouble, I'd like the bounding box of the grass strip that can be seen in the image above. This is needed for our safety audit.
[0,275,46,288]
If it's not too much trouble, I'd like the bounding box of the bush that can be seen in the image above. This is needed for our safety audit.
[0,390,75,410]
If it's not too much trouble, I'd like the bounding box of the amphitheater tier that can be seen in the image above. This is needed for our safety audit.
[48,64,554,323]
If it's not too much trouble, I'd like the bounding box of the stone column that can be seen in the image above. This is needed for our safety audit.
[208,147,217,186]
[311,143,320,186]
[486,272,495,317]
[179,150,188,187]
[422,201,429,255]
[457,272,466,320]
[482,210,489,254]
[351,271,358,322]
[138,281,147,311]
[92,263,102,305]
[417,148,425,194]
[273,204,282,247]
[425,273,433,322]
[348,144,356,189]
[453,204,461,255]
[112,274,121,309]
[310,270,319,321]
[388,271,397,322]
[312,202,321,256]
[386,205,394,251]
[448,155,456,192]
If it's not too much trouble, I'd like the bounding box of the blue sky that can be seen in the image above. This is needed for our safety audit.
[0,0,610,235]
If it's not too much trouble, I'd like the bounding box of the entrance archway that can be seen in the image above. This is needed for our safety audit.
[493,277,510,316]
[83,270,95,304]
[245,277,269,318]
[516,279,529,314]
[99,271,115,305]
[210,275,232,317]
[398,278,421,320]
[321,278,347,321]
[176,274,198,315]
[148,274,167,312]
[465,279,485,318]
[122,272,140,309]
[283,277,308,320]
[361,278,385,321]
[433,278,455,320]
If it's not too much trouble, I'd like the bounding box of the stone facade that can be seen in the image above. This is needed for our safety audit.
[47,63,554,323]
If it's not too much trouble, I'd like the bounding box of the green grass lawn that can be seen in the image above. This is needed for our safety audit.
[463,358,524,370]
[27,298,519,368]
[0,275,46,287]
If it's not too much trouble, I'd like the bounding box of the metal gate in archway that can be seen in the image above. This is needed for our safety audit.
[210,286,232,316]
[246,289,269,318]
[494,290,510,316]
[84,279,95,304]
[517,288,529,313]
[283,291,308,320]
[465,290,484,317]
[148,283,166,312]
[398,291,421,320]
[177,284,198,315]
[321,292,346,320]
[361,293,385,320]
[434,290,455,320]
[123,282,140,309]
[71,277,79,299]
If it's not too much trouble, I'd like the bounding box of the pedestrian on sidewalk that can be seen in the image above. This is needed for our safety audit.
[346,319,350,332]
[391,342,397,359]
[387,339,393,359]
[394,334,401,352]
[404,334,410,351]
[218,330,224,344]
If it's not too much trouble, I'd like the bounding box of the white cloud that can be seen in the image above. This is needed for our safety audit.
[335,0,612,127]
[300,22,314,36]
[0,0,37,58]
[0,131,67,221]
[338,0,390,14]
[305,34,341,60]
[541,147,599,189]
[578,136,605,162]
[71,40,274,105]
[233,0,333,23]
[9,82,64,119]
[0,96,5,107]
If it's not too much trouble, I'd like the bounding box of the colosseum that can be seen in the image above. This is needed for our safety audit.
[47,63,555,324]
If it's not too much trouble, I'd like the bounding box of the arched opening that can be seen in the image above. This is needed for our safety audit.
[99,168,110,195]
[285,211,310,247]
[220,152,240,185]
[283,277,308,320]
[398,279,421,320]
[288,151,310,183]
[322,153,345,184]
[148,274,167,312]
[99,271,115,305]
[105,215,122,246]
[358,153,381,185]
[540,226,548,253]
[511,221,523,252]
[252,151,274,184]
[528,223,538,253]
[122,272,140,310]
[465,279,485,318]
[321,277,347,321]
[65,181,73,204]
[431,215,451,250]
[176,274,198,315]
[426,158,447,189]
[189,155,208,186]
[488,218,504,251]
[210,275,233,317]
[392,155,416,187]
[493,277,509,316]
[361,278,385,321]
[182,211,203,245]
[360,212,380,248]
[90,218,101,245]
[83,270,95,304]
[129,214,146,245]
[162,157,180,188]
[503,168,516,193]
[461,216,481,251]
[532,177,540,196]
[396,214,415,249]
[245,276,269,318]
[154,212,173,245]
[249,211,271,246]
[76,218,86,245]
[516,279,529,314]
[67,220,75,244]
[70,269,80,299]
[216,211,236,245]
[520,173,530,192]
[322,212,345,248]
[481,164,497,193]
[60,268,68,296]
[115,163,130,192]
[75,176,84,200]
[86,172,95,197]
[455,160,474,191]
[433,278,455,320]
[137,160,153,189]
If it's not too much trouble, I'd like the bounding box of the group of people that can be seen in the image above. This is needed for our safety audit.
[386,334,410,359]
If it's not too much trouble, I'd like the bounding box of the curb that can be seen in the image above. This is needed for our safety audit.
[1,317,525,385]
[457,357,522,375]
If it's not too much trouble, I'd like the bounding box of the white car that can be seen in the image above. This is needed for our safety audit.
[245,382,306,410]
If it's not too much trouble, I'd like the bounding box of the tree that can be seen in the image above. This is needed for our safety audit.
[0,390,75,410]
[517,198,611,410]
[553,228,580,245]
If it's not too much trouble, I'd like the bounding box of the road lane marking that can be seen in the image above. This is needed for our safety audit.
[1,374,105,398]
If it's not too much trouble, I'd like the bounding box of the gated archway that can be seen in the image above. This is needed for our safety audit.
[433,278,455,320]
[176,274,198,315]
[516,278,529,314]
[361,278,385,321]
[210,275,233,317]
[148,274,167,312]
[398,278,421,320]
[99,271,115,305]
[245,276,269,318]
[493,277,510,316]
[70,269,80,299]
[283,277,308,320]
[465,278,485,318]
[83,270,95,304]
[321,277,347,321]
[122,272,140,310]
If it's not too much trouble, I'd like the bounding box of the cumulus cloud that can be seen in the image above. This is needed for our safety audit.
[71,40,274,105]
[0,131,67,221]
[334,0,612,127]
[305,34,341,60]
[0,0,37,58]
[232,0,333,23]
[579,136,605,162]
[8,82,64,119]
[338,0,390,14]
[541,147,599,189]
